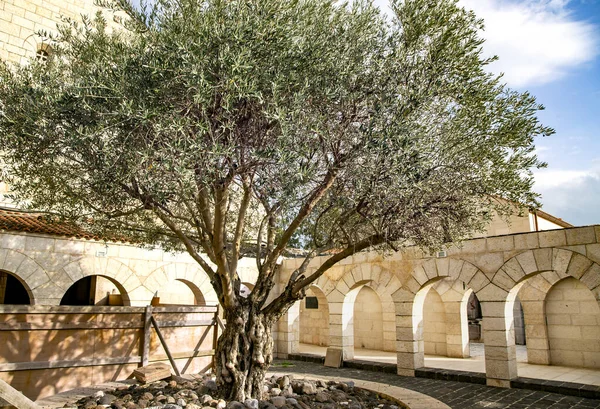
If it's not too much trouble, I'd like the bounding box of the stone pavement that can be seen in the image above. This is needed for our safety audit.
[273,359,600,409]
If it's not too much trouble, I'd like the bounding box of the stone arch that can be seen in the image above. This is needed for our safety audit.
[60,274,131,306]
[325,265,398,358]
[0,269,33,305]
[299,285,330,347]
[544,277,600,369]
[392,258,487,376]
[59,257,142,305]
[494,248,600,306]
[144,264,218,305]
[0,249,51,305]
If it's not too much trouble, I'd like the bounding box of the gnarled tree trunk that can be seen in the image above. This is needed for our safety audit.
[214,305,274,401]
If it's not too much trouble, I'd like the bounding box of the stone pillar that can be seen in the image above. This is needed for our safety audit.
[444,301,470,358]
[326,287,359,360]
[481,300,518,388]
[0,272,7,304]
[275,301,299,358]
[394,288,425,376]
[521,300,550,364]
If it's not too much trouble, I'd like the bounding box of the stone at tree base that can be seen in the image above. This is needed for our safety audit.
[133,364,172,384]
[244,398,259,409]
[270,396,286,408]
[98,394,117,405]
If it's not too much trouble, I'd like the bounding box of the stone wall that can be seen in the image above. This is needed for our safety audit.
[0,0,123,65]
[423,288,447,356]
[299,287,329,346]
[546,277,600,368]
[353,286,383,350]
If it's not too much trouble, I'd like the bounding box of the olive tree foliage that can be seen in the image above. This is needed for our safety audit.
[0,0,550,399]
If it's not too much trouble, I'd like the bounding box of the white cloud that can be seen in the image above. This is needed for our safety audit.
[459,0,598,87]
[534,168,600,225]
[375,0,598,88]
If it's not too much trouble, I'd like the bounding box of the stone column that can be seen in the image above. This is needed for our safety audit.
[444,301,470,358]
[481,300,518,388]
[326,287,358,360]
[275,301,299,358]
[394,287,425,376]
[521,300,550,364]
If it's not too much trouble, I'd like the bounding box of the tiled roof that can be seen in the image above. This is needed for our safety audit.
[0,207,107,241]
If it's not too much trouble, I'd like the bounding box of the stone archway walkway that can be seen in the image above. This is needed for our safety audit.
[274,359,600,409]
[296,343,600,387]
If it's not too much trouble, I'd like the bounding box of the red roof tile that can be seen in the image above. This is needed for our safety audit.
[0,207,108,241]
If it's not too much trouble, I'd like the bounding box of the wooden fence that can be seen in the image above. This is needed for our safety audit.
[0,304,220,401]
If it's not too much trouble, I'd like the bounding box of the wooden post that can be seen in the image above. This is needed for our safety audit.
[141,305,152,367]
[150,315,181,376]
[0,379,41,409]
[212,305,220,371]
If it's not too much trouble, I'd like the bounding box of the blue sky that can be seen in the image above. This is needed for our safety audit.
[133,0,600,226]
[377,0,600,227]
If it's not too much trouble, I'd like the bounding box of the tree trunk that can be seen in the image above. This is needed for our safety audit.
[215,304,274,401]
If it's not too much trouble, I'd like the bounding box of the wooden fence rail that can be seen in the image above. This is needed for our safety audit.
[0,304,220,401]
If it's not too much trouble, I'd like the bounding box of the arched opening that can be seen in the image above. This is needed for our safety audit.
[158,279,206,305]
[299,286,329,347]
[0,270,32,305]
[60,275,129,306]
[423,287,447,356]
[467,292,483,342]
[545,277,600,369]
[353,286,383,351]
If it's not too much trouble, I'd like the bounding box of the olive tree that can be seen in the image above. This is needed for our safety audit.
[0,0,551,400]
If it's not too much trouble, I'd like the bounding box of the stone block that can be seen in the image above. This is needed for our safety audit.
[484,345,516,361]
[422,259,438,280]
[580,263,600,291]
[539,230,567,248]
[1,234,26,250]
[586,244,600,265]
[476,283,508,302]
[487,236,514,252]
[397,351,423,369]
[468,270,489,292]
[526,338,549,351]
[485,359,517,380]
[480,301,505,317]
[532,248,553,272]
[514,232,539,250]
[412,266,429,285]
[566,226,596,246]
[491,269,516,292]
[460,238,487,254]
[501,257,525,283]
[474,252,505,278]
[482,330,511,347]
[566,253,594,279]
[552,248,573,276]
[435,258,450,278]
[396,340,420,353]
[516,250,538,275]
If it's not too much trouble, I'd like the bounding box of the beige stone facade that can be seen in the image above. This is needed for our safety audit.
[275,226,600,387]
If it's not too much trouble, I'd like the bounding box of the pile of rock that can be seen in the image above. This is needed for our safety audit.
[72,374,403,409]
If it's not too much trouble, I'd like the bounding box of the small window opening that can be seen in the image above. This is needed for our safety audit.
[36,49,49,62]
[305,296,318,309]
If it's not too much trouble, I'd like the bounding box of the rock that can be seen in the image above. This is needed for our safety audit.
[315,392,329,403]
[277,376,290,389]
[348,403,361,409]
[84,400,97,408]
[167,396,176,404]
[201,395,213,404]
[226,401,245,409]
[189,393,199,401]
[216,399,227,409]
[203,380,218,392]
[270,388,282,396]
[136,399,148,408]
[177,398,187,407]
[125,402,138,409]
[301,382,316,395]
[93,391,105,399]
[99,394,117,405]
[285,398,297,406]
[244,398,259,409]
[163,405,184,409]
[271,396,286,408]
[169,381,178,388]
[186,405,201,409]
[141,393,154,401]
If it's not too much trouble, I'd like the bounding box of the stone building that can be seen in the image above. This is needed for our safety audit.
[1,0,599,399]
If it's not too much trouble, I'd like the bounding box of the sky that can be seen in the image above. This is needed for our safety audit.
[373,0,600,226]
[132,0,600,226]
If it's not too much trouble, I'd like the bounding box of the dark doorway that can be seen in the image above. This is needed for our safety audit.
[0,271,31,304]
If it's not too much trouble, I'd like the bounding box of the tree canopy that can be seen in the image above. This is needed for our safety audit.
[0,0,551,399]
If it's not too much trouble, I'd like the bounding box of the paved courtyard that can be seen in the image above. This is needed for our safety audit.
[298,343,600,386]
[273,359,600,409]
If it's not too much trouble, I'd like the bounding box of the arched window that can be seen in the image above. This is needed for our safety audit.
[0,271,31,305]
